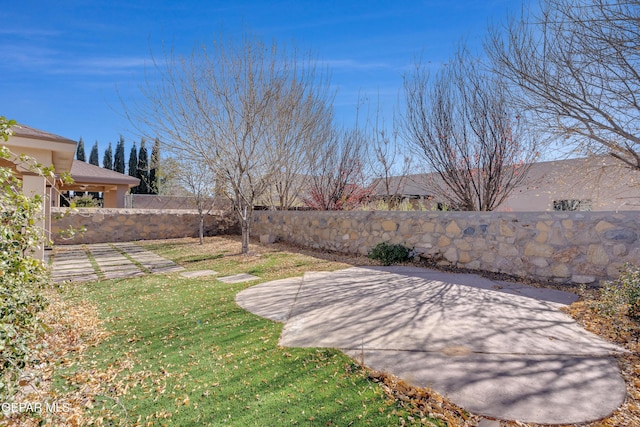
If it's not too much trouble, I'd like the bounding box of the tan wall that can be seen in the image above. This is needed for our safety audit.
[51,208,239,244]
[498,157,640,212]
[252,210,640,284]
[380,156,640,212]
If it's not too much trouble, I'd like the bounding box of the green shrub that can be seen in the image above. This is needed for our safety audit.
[0,160,50,402]
[71,193,101,207]
[368,242,410,266]
[0,120,59,401]
[593,263,640,321]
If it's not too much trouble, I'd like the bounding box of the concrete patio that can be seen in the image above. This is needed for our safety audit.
[236,265,628,425]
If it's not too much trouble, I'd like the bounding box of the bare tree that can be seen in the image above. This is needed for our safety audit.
[264,72,334,210]
[127,32,333,253]
[367,103,412,209]
[402,48,539,211]
[304,127,372,210]
[486,0,640,169]
[174,157,217,245]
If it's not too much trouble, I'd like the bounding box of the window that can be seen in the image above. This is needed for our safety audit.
[553,199,592,211]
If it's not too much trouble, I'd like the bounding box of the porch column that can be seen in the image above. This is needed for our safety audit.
[22,175,47,260]
[45,185,52,246]
[51,185,60,207]
[103,185,129,208]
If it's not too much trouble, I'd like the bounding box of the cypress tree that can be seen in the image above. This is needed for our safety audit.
[103,142,113,170]
[149,138,160,194]
[128,143,138,194]
[75,137,87,197]
[114,136,126,174]
[87,141,101,199]
[89,141,99,166]
[76,137,86,161]
[137,139,150,194]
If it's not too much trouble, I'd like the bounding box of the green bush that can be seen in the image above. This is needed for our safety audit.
[593,263,640,321]
[0,121,52,401]
[71,193,101,207]
[368,242,411,266]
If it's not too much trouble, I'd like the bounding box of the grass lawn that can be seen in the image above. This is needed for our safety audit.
[25,235,638,427]
[47,237,450,426]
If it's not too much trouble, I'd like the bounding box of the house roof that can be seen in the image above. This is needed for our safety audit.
[371,173,434,197]
[5,123,77,173]
[11,124,77,146]
[371,155,631,197]
[69,160,140,187]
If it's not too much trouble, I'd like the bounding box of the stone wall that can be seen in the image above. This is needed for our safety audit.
[51,208,239,245]
[51,208,640,284]
[252,210,640,284]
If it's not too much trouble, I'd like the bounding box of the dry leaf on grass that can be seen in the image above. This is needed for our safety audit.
[368,370,481,427]
[4,289,149,427]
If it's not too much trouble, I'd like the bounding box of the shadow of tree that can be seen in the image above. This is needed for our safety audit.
[238,265,628,424]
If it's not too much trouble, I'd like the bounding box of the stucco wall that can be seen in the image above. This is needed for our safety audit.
[252,210,640,284]
[51,208,239,245]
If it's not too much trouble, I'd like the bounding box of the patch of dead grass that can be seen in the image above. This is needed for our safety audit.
[4,288,130,426]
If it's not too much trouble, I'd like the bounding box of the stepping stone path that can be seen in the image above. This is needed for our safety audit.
[48,243,185,283]
[49,243,259,285]
[180,270,218,278]
[218,273,260,284]
[48,247,99,283]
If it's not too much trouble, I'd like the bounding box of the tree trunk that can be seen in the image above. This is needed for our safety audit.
[237,203,251,254]
[199,214,204,245]
[241,220,250,254]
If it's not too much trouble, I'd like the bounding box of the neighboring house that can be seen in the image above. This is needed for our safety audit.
[499,156,640,211]
[372,156,640,211]
[60,160,139,208]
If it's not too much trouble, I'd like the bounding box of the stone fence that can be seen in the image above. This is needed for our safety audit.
[51,208,640,284]
[252,210,640,284]
[51,208,238,245]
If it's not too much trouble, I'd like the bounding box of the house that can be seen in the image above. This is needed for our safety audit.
[3,123,139,258]
[372,155,640,211]
[3,124,76,259]
[59,160,139,208]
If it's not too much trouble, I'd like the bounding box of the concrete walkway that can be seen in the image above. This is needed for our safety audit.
[236,266,628,425]
[47,243,185,283]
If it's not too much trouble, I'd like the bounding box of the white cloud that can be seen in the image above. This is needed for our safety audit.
[49,57,149,75]
[0,41,148,76]
[0,27,62,38]
[322,59,390,71]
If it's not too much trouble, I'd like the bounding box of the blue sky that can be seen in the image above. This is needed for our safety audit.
[1,0,517,160]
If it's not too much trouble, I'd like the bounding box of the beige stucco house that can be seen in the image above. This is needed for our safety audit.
[498,156,640,211]
[3,124,77,259]
[373,156,640,212]
[3,124,139,258]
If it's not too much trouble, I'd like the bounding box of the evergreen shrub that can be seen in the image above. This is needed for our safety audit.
[368,242,410,266]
